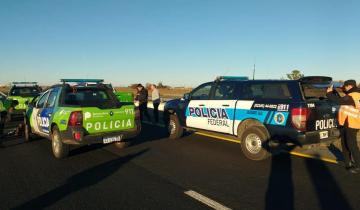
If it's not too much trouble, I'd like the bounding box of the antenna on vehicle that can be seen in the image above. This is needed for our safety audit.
[252,57,256,80]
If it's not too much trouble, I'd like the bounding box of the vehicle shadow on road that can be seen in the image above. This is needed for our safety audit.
[12,148,149,210]
[130,123,168,147]
[304,154,352,210]
[265,144,353,210]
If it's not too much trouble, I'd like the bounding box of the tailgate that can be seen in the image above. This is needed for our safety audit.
[306,100,338,132]
[82,105,135,134]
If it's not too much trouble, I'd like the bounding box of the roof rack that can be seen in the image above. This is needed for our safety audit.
[215,76,249,81]
[12,82,38,86]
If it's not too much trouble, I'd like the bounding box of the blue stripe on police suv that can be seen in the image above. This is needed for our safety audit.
[186,106,288,126]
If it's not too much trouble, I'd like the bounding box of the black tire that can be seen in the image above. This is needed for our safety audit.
[168,114,183,139]
[114,141,129,149]
[51,126,69,159]
[24,118,33,142]
[239,126,271,161]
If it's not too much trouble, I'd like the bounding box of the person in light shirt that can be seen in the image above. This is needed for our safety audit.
[150,84,160,123]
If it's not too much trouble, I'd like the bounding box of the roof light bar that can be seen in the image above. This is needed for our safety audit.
[216,76,249,81]
[61,79,104,84]
[11,82,38,86]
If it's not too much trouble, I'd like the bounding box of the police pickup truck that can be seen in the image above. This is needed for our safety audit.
[24,79,141,159]
[164,76,340,160]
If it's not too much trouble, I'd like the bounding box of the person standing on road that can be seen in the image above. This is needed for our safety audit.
[135,84,151,122]
[327,80,360,174]
[150,84,160,123]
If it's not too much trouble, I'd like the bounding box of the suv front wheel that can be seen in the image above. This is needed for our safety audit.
[168,114,183,139]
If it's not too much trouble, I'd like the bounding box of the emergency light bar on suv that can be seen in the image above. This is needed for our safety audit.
[12,82,38,86]
[216,76,249,81]
[61,79,104,84]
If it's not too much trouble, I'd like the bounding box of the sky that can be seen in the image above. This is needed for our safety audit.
[0,0,359,87]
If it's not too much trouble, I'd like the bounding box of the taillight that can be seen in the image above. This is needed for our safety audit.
[74,132,82,141]
[291,107,310,132]
[68,111,83,127]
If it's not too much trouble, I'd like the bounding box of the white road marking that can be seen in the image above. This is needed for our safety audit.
[184,190,232,210]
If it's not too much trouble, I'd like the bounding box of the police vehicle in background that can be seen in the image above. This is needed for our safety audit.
[164,76,340,160]
[7,82,42,114]
[24,79,141,159]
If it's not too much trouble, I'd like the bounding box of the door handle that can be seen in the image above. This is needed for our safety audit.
[222,104,230,107]
[199,104,205,107]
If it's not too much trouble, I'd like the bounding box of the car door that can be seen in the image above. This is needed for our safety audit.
[31,90,50,134]
[185,82,213,130]
[39,88,59,134]
[206,82,237,134]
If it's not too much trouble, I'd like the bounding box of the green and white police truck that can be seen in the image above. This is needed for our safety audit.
[24,79,141,159]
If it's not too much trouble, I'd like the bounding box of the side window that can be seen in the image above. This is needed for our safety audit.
[45,90,58,108]
[213,83,236,100]
[237,83,291,100]
[36,91,50,108]
[191,83,213,100]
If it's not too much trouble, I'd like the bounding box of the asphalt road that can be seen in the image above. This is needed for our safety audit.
[1,123,360,210]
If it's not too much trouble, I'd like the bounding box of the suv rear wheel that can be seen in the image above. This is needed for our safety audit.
[240,127,270,160]
[51,126,69,159]
[168,114,183,139]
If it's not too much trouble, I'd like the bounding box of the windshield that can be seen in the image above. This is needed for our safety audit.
[61,87,120,108]
[9,87,41,97]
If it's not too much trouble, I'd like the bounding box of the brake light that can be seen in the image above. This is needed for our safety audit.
[68,111,83,126]
[74,132,82,141]
[291,107,310,132]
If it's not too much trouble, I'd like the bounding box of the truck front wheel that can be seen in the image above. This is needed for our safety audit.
[240,127,271,161]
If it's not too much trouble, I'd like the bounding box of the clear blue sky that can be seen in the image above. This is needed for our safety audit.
[0,0,359,87]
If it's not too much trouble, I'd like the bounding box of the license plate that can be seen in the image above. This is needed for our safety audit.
[103,135,123,144]
[319,131,328,139]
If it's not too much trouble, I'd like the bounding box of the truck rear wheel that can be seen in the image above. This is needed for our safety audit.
[240,127,270,160]
[168,114,183,139]
[51,126,69,159]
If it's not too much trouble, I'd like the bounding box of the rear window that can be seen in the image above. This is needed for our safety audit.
[238,83,291,100]
[62,88,120,108]
[9,87,41,97]
[301,83,327,99]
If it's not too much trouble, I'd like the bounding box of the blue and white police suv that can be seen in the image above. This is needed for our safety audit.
[163,76,340,160]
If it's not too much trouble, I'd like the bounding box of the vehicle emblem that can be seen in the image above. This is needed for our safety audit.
[274,112,285,125]
[109,111,113,116]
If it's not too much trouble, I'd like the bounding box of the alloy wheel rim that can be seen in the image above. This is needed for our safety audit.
[52,133,60,154]
[169,120,176,134]
[245,133,262,154]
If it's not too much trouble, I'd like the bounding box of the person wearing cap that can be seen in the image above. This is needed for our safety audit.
[135,84,151,122]
[327,80,360,174]
[150,84,160,123]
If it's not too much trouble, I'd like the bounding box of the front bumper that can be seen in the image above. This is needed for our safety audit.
[60,121,141,145]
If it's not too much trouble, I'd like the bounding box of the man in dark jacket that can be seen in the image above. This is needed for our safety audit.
[327,80,360,174]
[135,84,151,122]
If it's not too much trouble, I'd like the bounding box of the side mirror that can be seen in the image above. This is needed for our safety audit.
[183,93,190,100]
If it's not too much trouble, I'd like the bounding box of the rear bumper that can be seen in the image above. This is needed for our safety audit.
[60,120,141,145]
[295,128,340,145]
